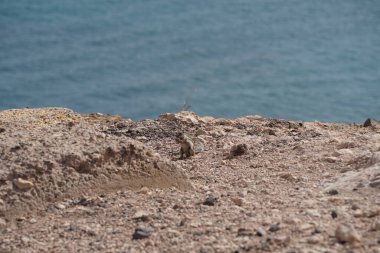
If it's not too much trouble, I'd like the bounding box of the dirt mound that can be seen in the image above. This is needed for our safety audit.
[0,108,192,219]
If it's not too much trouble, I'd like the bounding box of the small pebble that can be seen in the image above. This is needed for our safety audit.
[306,209,321,217]
[203,195,217,206]
[307,234,323,244]
[132,210,150,222]
[351,204,360,210]
[325,157,338,163]
[237,228,253,237]
[21,236,30,244]
[353,209,364,217]
[200,245,214,253]
[16,217,26,222]
[29,218,37,224]
[328,189,339,195]
[132,226,153,240]
[363,118,373,127]
[269,223,280,232]
[0,218,6,228]
[231,197,244,206]
[369,180,380,188]
[68,223,79,232]
[331,210,338,219]
[229,143,248,157]
[370,219,380,231]
[257,241,270,251]
[256,227,266,237]
[298,223,314,232]
[274,235,290,246]
[55,203,66,210]
[138,187,150,194]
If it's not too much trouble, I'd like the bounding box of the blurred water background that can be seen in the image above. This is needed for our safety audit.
[1,0,379,122]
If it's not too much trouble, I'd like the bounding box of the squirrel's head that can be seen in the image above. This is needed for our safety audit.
[176,132,186,143]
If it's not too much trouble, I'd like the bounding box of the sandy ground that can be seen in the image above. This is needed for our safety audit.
[0,108,379,253]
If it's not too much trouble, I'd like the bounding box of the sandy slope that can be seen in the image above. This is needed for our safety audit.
[0,108,379,253]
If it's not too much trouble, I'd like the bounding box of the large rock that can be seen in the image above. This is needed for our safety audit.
[325,160,380,193]
[0,108,192,219]
[158,111,214,124]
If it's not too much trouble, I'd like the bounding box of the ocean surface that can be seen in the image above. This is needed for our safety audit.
[1,0,379,122]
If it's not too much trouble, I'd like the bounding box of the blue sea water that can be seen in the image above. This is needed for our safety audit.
[0,0,379,122]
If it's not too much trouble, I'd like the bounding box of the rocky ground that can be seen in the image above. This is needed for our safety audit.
[0,108,379,253]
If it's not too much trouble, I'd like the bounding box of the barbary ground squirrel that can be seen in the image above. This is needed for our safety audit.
[176,133,195,159]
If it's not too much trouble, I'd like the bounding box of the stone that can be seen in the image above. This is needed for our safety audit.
[303,200,319,208]
[67,223,79,232]
[269,223,281,232]
[0,217,6,228]
[13,178,34,190]
[333,149,354,157]
[370,152,380,166]
[21,236,30,244]
[132,226,153,240]
[306,209,321,218]
[158,112,199,124]
[194,137,206,153]
[195,129,208,136]
[237,228,253,237]
[298,223,314,232]
[257,241,271,251]
[138,187,150,194]
[29,218,37,224]
[55,203,66,210]
[370,219,380,231]
[335,224,361,244]
[279,173,297,181]
[144,240,154,247]
[331,210,338,219]
[262,128,276,136]
[353,209,364,217]
[351,203,360,210]
[200,245,215,253]
[256,227,266,237]
[307,234,324,244]
[16,216,26,222]
[203,195,217,206]
[84,227,97,236]
[369,180,380,188]
[363,118,372,127]
[210,129,226,137]
[274,235,290,246]
[327,189,339,195]
[132,210,150,222]
[231,197,244,206]
[312,227,321,234]
[283,216,300,225]
[363,118,380,127]
[238,190,248,197]
[229,144,248,157]
[366,207,380,218]
[337,142,356,149]
[325,157,338,163]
